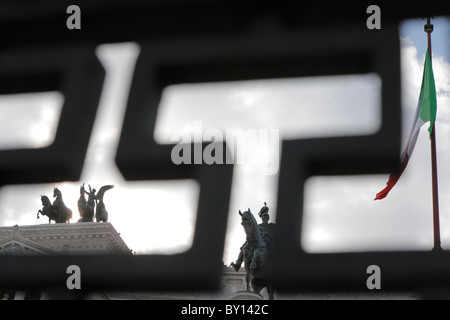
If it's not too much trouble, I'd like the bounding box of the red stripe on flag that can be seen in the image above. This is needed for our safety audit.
[374,153,409,200]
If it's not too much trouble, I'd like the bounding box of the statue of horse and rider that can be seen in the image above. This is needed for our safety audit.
[37,184,114,224]
[230,202,276,300]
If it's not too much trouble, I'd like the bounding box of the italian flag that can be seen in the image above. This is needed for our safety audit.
[375,49,437,200]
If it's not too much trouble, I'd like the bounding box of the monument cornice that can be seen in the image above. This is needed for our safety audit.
[0,222,131,255]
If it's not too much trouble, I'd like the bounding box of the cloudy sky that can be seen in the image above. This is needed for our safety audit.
[0,17,448,265]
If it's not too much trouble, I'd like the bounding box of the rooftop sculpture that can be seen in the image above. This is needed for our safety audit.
[37,184,113,224]
[37,188,72,223]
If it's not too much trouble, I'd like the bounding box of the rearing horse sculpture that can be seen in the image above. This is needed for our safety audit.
[37,195,59,223]
[78,183,95,222]
[237,209,274,299]
[52,187,72,223]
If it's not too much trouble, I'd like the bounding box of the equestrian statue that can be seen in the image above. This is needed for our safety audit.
[230,203,275,300]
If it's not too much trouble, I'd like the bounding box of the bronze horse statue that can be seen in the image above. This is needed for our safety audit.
[236,209,274,299]
[52,187,72,223]
[77,183,95,222]
[37,195,59,223]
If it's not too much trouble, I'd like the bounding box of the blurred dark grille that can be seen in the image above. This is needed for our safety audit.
[0,0,448,298]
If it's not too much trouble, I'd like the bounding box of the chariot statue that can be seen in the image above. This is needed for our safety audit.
[37,184,114,224]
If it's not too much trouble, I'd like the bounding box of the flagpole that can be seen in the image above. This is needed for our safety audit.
[425,17,441,251]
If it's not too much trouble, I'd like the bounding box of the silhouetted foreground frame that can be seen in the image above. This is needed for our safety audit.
[0,1,448,296]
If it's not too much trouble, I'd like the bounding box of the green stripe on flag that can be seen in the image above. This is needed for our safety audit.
[419,49,437,137]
